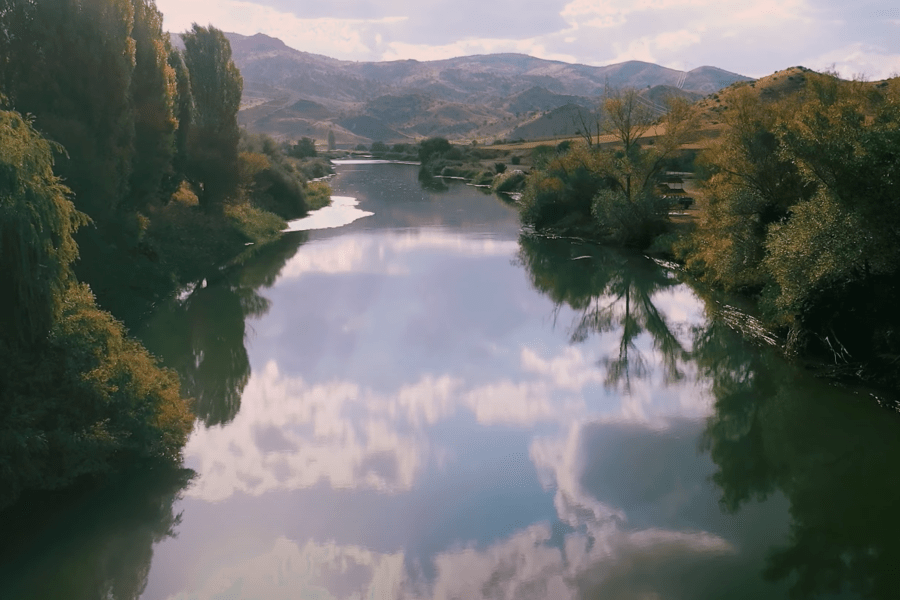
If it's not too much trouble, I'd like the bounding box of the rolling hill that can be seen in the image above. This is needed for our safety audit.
[182,32,754,145]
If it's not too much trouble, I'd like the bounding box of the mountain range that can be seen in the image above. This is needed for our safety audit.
[195,32,754,145]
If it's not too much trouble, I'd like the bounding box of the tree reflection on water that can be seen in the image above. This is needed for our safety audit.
[517,234,689,393]
[518,233,900,599]
[0,467,194,600]
[137,231,308,427]
[696,324,900,600]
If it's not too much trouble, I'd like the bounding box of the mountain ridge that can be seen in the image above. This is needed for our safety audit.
[179,32,754,144]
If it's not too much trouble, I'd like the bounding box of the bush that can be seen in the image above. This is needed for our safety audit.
[592,189,669,248]
[305,181,332,210]
[494,162,507,174]
[492,170,527,194]
[288,137,317,159]
[0,284,193,509]
[471,170,495,186]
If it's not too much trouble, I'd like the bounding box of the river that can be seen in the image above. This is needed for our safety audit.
[2,162,898,600]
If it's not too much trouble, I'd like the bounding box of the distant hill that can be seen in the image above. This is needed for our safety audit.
[180,32,754,145]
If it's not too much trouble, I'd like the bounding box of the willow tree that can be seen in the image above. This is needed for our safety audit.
[0,108,193,506]
[182,24,243,208]
[0,108,85,347]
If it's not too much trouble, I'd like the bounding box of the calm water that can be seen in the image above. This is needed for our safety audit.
[2,163,899,600]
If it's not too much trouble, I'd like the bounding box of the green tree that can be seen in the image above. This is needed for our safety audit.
[182,23,243,209]
[327,129,336,151]
[127,0,177,209]
[0,107,193,509]
[0,0,137,218]
[288,137,317,159]
[166,45,194,195]
[0,108,85,347]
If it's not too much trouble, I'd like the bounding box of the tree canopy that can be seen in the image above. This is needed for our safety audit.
[182,23,243,208]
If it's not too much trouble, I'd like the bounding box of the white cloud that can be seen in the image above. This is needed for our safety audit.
[806,42,900,80]
[279,231,519,279]
[157,0,404,59]
[165,536,405,600]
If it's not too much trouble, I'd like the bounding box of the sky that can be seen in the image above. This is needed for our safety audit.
[157,0,900,79]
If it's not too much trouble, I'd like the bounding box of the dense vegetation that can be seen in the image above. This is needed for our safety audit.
[678,72,900,379]
[514,72,900,386]
[518,90,696,245]
[0,0,330,507]
[0,108,192,509]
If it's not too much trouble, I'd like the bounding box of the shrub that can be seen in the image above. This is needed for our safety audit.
[0,284,193,509]
[492,170,527,194]
[592,189,669,248]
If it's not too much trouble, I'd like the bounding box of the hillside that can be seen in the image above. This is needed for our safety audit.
[192,32,754,145]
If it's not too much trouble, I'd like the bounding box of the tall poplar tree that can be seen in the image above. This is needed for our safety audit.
[182,24,243,209]
[0,0,136,219]
[128,0,177,209]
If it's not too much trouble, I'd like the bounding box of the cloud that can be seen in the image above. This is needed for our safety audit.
[157,0,404,59]
[164,536,405,600]
[806,42,900,79]
[279,231,519,279]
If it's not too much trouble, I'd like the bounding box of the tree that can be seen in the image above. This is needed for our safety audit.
[0,107,193,508]
[166,45,194,196]
[327,129,336,151]
[0,108,85,347]
[288,137,317,159]
[0,0,137,218]
[128,0,177,209]
[182,23,243,209]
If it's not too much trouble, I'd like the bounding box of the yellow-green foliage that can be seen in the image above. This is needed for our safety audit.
[0,284,193,509]
[0,107,193,509]
[683,71,900,360]
[0,109,87,346]
[305,181,333,211]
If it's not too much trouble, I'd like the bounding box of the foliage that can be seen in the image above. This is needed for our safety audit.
[288,137,317,159]
[166,45,194,195]
[592,188,669,248]
[519,92,696,246]
[418,137,452,162]
[127,0,177,210]
[518,145,609,229]
[0,107,192,508]
[683,72,900,365]
[0,282,193,510]
[305,181,332,210]
[0,0,137,218]
[491,169,526,194]
[182,23,243,209]
[239,131,313,219]
[0,109,86,346]
[327,129,335,151]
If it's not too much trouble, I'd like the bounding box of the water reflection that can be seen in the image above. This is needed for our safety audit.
[519,234,900,599]
[0,467,194,600]
[517,235,695,393]
[15,163,894,600]
[137,233,308,427]
[698,331,900,599]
